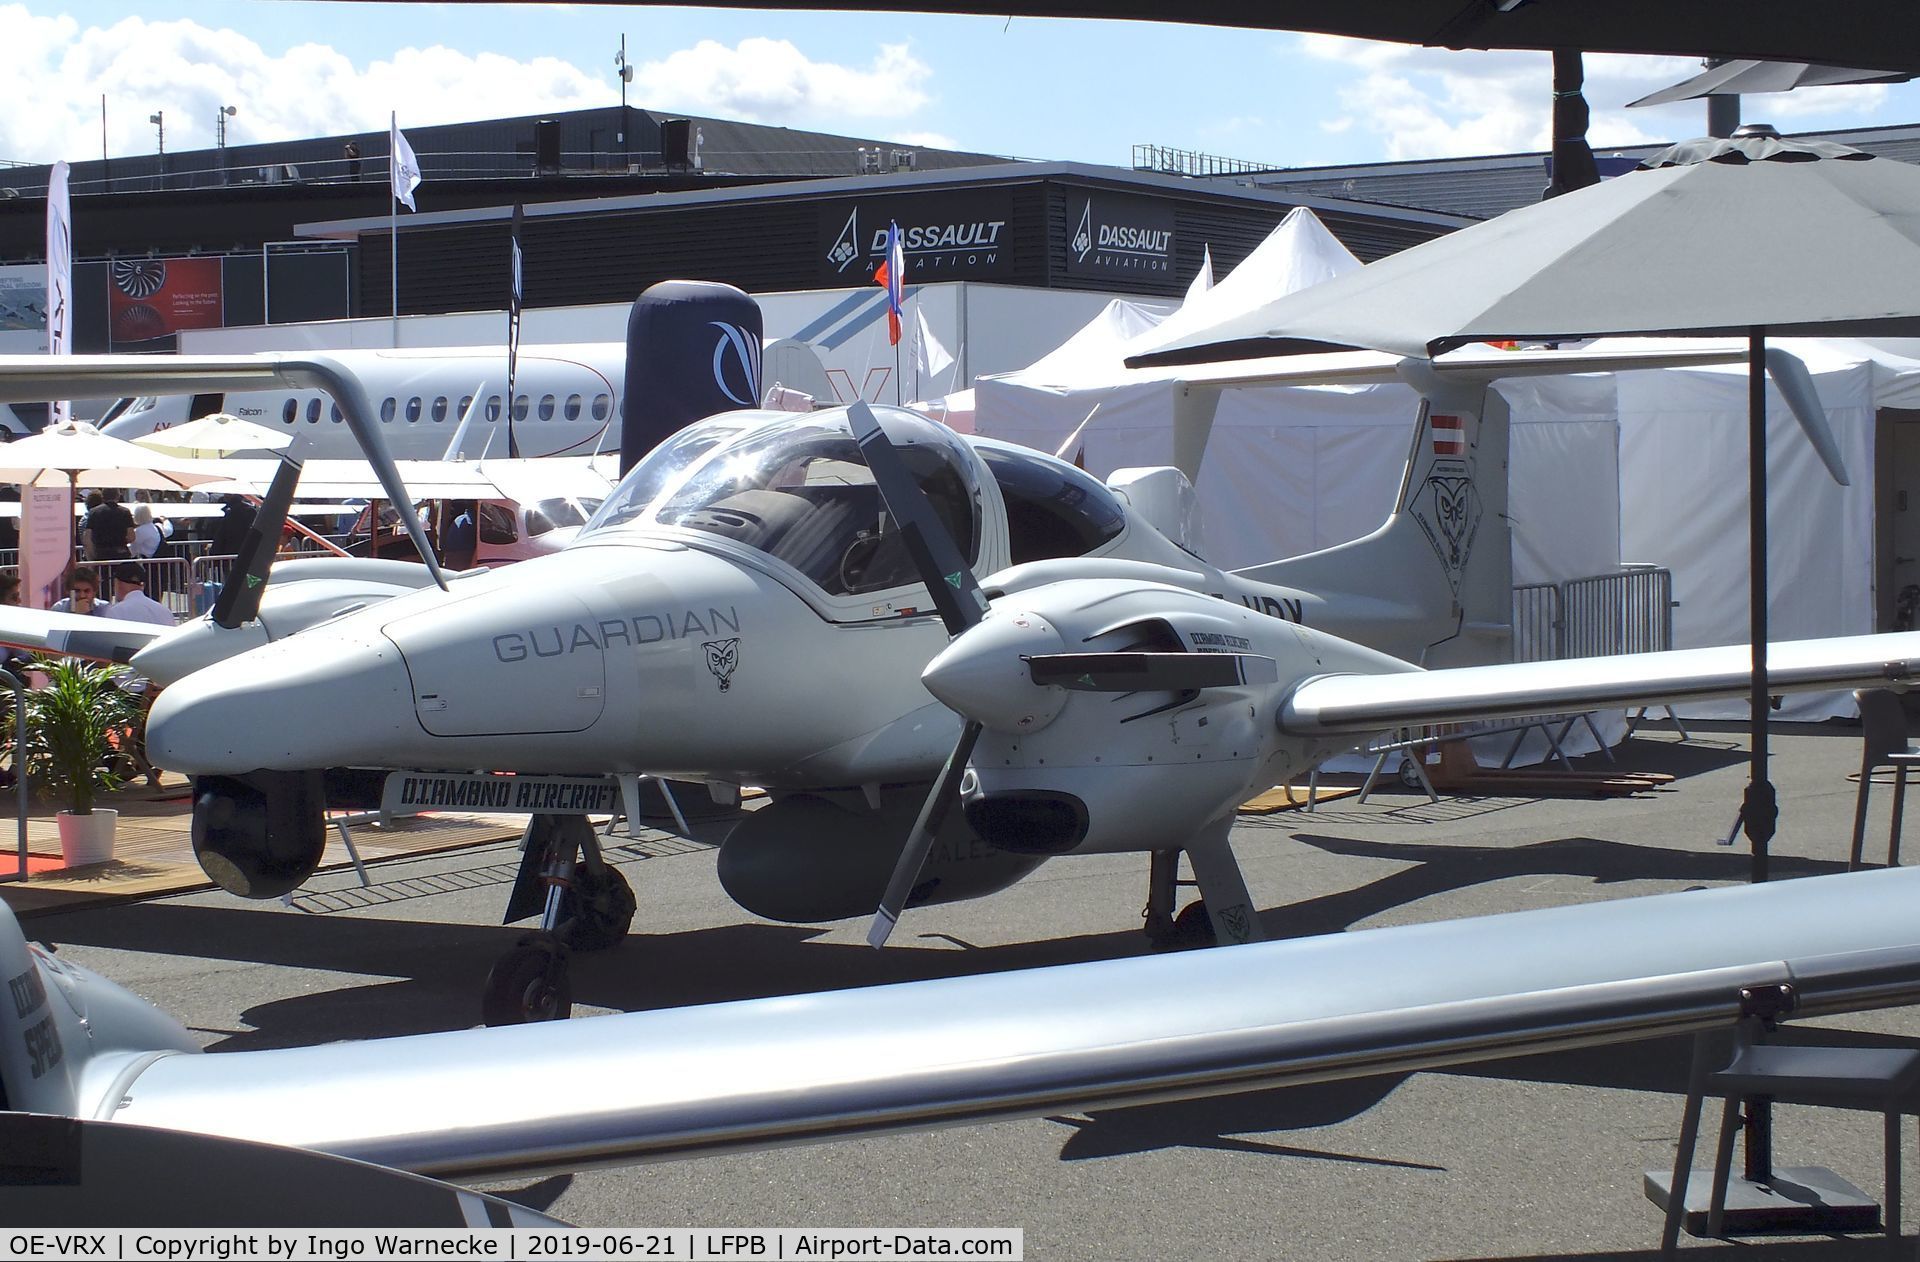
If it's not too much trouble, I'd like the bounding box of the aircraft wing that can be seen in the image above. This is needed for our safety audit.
[1280,631,1920,735]
[31,865,1920,1182]
[0,608,171,666]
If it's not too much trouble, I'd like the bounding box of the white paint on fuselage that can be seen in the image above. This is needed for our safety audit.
[100,343,625,461]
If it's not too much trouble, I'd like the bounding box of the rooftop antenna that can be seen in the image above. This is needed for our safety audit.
[615,36,634,113]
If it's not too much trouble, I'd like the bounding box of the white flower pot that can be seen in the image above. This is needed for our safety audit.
[56,808,117,867]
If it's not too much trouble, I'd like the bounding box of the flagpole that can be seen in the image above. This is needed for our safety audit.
[390,111,400,348]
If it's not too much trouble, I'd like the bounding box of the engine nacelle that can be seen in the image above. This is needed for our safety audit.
[191,770,328,899]
[717,789,1042,923]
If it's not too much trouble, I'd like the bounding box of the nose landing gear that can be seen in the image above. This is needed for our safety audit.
[483,813,637,1025]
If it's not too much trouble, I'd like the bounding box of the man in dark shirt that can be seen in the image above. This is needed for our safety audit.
[208,495,257,558]
[82,488,135,560]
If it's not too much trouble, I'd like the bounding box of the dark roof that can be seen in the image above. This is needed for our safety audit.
[1229,122,1920,221]
[0,106,1009,199]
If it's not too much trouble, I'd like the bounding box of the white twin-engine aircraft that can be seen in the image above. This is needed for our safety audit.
[0,344,1911,1023]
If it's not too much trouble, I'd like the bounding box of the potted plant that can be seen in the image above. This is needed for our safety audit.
[23,657,143,866]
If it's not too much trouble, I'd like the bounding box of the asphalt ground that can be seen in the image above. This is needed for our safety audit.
[19,720,1920,1261]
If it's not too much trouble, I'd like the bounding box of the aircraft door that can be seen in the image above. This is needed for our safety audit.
[1878,410,1920,632]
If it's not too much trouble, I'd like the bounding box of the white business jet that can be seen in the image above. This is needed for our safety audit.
[0,345,1895,1023]
[99,343,626,460]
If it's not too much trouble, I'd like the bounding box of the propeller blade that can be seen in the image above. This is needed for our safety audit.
[867,719,983,948]
[849,401,988,637]
[1026,651,1279,692]
[1766,347,1850,487]
[210,455,303,629]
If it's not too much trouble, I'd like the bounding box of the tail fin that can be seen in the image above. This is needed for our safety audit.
[1235,362,1512,667]
[0,900,197,1117]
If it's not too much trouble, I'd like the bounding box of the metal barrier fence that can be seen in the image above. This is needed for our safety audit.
[1515,566,1675,663]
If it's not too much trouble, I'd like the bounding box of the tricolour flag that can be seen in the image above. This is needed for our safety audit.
[873,220,905,346]
[1431,413,1466,456]
[389,114,421,212]
[45,160,71,427]
[914,305,953,377]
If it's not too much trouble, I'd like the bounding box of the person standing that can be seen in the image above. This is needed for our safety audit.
[131,503,174,558]
[443,501,478,570]
[81,489,135,561]
[208,495,256,558]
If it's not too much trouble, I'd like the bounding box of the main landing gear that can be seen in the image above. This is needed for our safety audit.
[1141,820,1266,951]
[483,813,636,1026]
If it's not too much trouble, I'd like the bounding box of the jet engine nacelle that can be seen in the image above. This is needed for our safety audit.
[717,789,1042,923]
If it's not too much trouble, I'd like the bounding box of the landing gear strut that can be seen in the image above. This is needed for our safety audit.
[1141,821,1265,950]
[1143,848,1214,950]
[483,813,636,1025]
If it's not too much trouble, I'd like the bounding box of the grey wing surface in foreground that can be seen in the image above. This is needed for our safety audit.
[1281,631,1920,735]
[64,866,1920,1181]
[0,608,170,664]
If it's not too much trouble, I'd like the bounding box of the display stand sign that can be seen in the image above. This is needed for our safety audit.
[19,485,71,609]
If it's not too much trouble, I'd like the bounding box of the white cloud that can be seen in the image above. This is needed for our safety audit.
[634,38,933,126]
[0,9,938,166]
[1298,37,1729,159]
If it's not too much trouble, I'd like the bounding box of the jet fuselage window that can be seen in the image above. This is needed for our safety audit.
[405,397,422,424]
[330,404,342,424]
[512,396,530,422]
[538,395,556,422]
[457,396,473,421]
[978,445,1127,565]
[305,398,322,424]
[431,396,449,423]
[282,399,297,425]
[564,394,582,421]
[380,398,397,423]
[591,394,612,421]
[486,396,503,422]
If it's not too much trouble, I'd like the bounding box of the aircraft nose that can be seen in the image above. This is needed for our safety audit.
[147,628,415,775]
[921,610,1068,735]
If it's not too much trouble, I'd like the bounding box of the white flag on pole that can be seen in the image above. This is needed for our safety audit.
[45,159,72,427]
[914,305,954,377]
[389,114,421,211]
[1183,244,1214,305]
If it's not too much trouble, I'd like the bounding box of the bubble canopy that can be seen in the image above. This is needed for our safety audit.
[583,407,983,598]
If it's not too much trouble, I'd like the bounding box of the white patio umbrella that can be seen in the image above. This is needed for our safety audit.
[131,412,294,459]
[0,420,227,492]
[1130,126,1920,884]
[0,420,227,556]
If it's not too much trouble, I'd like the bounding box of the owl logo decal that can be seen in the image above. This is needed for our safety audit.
[703,638,739,692]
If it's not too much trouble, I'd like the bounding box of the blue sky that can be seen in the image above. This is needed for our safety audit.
[8,2,1920,171]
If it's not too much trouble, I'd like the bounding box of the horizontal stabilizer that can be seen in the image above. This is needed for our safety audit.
[1281,631,1920,735]
[1028,652,1278,691]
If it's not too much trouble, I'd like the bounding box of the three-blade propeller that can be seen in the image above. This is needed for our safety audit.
[852,402,989,947]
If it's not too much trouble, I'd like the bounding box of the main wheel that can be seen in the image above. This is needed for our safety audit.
[482,936,573,1025]
[560,861,636,951]
[1154,901,1217,951]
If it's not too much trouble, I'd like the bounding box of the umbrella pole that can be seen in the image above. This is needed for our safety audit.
[1742,328,1778,1185]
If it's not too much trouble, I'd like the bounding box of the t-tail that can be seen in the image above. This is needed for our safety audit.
[1233,360,1512,667]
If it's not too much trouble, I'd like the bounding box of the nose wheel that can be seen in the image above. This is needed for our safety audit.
[485,813,637,1025]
